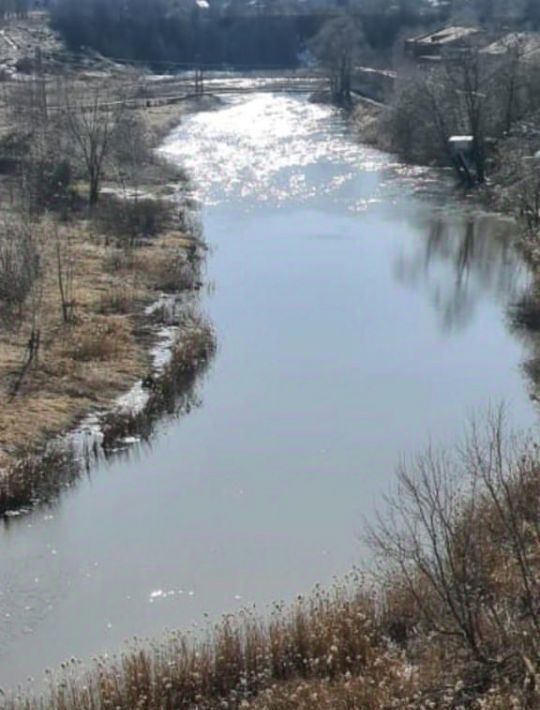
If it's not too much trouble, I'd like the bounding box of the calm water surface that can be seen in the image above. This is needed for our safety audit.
[0,93,536,689]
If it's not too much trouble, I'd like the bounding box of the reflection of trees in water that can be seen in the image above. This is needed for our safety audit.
[395,210,527,332]
[509,278,540,398]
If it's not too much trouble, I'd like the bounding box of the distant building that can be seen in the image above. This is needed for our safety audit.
[405,26,485,61]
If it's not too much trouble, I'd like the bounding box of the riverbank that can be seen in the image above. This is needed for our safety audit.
[5,416,540,709]
[0,97,216,515]
[350,93,540,401]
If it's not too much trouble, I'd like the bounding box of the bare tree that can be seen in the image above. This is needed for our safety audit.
[498,37,525,134]
[61,82,125,206]
[367,408,540,687]
[111,110,151,203]
[6,75,48,135]
[442,44,493,183]
[0,216,45,397]
[310,14,366,106]
[0,216,40,323]
[368,440,489,660]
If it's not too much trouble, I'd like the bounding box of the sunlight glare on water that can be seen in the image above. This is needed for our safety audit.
[161,93,388,207]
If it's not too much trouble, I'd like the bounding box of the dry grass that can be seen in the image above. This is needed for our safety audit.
[0,215,204,513]
[4,583,385,710]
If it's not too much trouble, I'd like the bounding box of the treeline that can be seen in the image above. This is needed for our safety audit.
[452,0,540,28]
[50,0,303,67]
[49,0,447,68]
[0,0,30,19]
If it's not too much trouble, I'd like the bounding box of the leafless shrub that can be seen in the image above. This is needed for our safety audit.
[6,77,48,133]
[20,152,77,217]
[367,408,540,688]
[55,228,76,324]
[0,130,32,175]
[0,218,40,320]
[95,193,173,247]
[103,247,136,274]
[385,68,455,164]
[148,247,201,292]
[111,111,152,175]
[98,287,139,315]
[100,315,216,451]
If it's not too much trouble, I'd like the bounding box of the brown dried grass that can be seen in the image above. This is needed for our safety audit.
[0,217,201,500]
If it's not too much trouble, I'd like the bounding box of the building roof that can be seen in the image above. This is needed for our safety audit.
[409,26,482,48]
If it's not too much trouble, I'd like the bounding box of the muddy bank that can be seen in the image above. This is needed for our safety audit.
[0,100,216,517]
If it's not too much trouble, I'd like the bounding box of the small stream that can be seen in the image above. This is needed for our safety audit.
[0,92,536,690]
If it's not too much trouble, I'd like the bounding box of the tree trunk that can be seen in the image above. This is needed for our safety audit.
[89,173,99,206]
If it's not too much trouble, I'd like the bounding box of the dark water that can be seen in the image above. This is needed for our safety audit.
[0,93,535,690]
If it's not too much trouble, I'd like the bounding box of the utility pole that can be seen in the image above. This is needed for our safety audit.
[194,54,204,96]
[35,47,48,124]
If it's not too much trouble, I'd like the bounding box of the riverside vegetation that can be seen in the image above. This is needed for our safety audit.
[0,75,216,515]
[4,411,540,708]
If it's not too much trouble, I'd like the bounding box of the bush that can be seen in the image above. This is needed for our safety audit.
[0,130,32,174]
[22,155,77,216]
[95,194,173,247]
[100,315,216,451]
[367,409,540,676]
[148,249,201,292]
[0,219,40,314]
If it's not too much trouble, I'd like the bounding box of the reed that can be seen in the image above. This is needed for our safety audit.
[0,443,80,515]
[100,315,216,451]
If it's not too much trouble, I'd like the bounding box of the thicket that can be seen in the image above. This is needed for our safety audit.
[386,39,540,182]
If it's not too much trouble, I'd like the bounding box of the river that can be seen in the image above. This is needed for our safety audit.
[0,92,536,690]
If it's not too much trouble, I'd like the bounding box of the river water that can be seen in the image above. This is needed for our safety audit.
[0,93,536,690]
